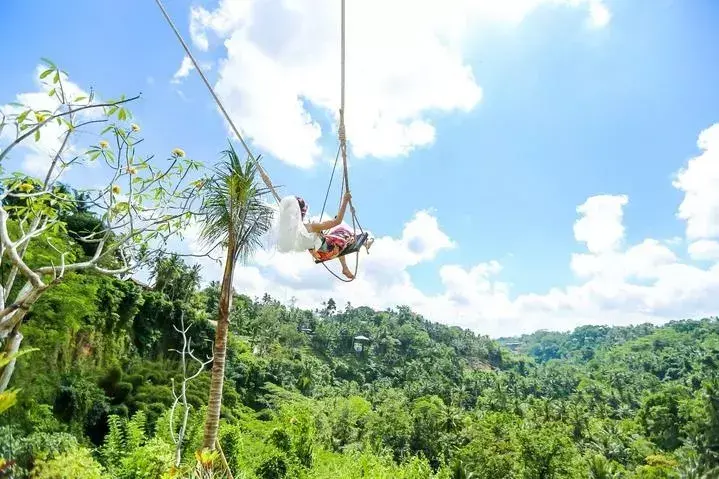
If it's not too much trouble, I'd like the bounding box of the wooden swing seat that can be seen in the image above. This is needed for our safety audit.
[314,232,369,264]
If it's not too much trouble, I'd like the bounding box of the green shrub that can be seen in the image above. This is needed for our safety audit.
[117,437,174,479]
[32,447,104,479]
[255,454,288,479]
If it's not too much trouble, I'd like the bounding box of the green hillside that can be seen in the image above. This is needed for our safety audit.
[1,250,717,477]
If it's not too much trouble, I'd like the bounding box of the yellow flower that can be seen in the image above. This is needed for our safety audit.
[171,148,185,158]
[127,167,137,175]
[18,183,34,193]
[112,185,121,194]
[194,449,217,468]
[130,123,140,132]
[99,140,109,149]
[35,112,47,122]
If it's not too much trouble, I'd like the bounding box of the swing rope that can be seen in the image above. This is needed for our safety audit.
[317,151,363,283]
[153,0,281,204]
[316,0,366,283]
[154,0,364,282]
[319,145,342,223]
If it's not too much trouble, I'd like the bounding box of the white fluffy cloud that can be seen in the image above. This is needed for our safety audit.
[172,56,195,84]
[186,123,719,338]
[573,195,628,254]
[0,65,92,177]
[689,240,719,261]
[674,123,719,240]
[588,0,611,28]
[186,0,610,168]
[171,56,213,86]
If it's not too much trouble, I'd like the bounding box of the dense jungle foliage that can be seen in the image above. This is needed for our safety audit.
[0,205,717,478]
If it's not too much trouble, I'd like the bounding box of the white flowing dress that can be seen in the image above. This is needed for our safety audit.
[276,195,322,253]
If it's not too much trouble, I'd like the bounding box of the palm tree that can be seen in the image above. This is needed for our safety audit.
[200,144,274,450]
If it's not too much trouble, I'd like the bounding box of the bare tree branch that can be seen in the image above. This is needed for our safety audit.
[169,312,213,466]
[0,209,44,289]
[0,95,141,164]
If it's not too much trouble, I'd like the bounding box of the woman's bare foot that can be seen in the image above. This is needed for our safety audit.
[365,237,374,252]
[342,267,355,280]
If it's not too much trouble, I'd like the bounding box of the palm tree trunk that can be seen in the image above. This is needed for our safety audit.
[202,243,236,450]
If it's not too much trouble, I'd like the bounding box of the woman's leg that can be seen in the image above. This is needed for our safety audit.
[338,254,355,279]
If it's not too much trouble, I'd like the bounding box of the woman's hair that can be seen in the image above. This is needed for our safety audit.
[296,196,308,219]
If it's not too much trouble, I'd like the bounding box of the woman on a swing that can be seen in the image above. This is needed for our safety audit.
[277,191,372,280]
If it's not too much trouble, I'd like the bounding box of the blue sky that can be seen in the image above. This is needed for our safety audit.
[3,0,719,337]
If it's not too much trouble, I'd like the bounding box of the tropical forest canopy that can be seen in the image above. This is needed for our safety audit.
[0,230,718,477]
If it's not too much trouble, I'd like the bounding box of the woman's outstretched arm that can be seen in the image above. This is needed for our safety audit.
[307,192,352,233]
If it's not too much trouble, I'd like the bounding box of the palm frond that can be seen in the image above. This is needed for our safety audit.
[199,142,275,262]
